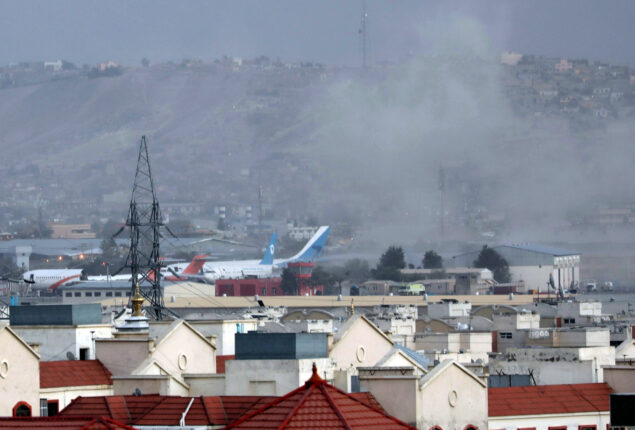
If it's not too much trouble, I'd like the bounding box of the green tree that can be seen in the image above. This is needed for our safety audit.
[423,250,443,269]
[372,246,406,281]
[280,268,299,295]
[378,246,406,269]
[473,246,511,283]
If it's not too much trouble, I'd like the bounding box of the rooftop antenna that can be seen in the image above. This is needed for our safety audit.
[120,136,176,320]
[358,0,368,69]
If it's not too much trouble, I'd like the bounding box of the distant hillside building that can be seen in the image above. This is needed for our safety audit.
[48,224,96,239]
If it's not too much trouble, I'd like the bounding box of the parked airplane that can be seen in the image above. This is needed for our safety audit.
[21,269,85,290]
[166,232,281,282]
[170,226,330,283]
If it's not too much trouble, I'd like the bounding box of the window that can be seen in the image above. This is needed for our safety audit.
[126,292,131,297]
[106,292,113,297]
[500,332,513,339]
[429,427,444,430]
[65,292,72,297]
[114,292,122,297]
[94,292,101,297]
[40,399,47,417]
[579,426,596,430]
[261,288,267,295]
[564,318,576,324]
[272,288,277,295]
[74,292,81,297]
[47,400,59,416]
[13,401,31,417]
[463,426,478,430]
[79,348,89,360]
[85,292,92,297]
[518,428,536,430]
[548,426,567,430]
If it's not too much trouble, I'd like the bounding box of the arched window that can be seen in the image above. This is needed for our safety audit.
[13,401,32,417]
[430,426,444,430]
[463,426,478,430]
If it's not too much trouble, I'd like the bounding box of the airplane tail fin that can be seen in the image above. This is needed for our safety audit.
[259,233,277,265]
[182,255,209,275]
[287,226,330,263]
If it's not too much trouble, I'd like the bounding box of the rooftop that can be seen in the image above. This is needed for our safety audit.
[488,383,611,416]
[502,243,580,256]
[99,294,536,309]
[224,363,416,429]
[40,360,113,389]
[58,392,386,428]
[0,416,135,429]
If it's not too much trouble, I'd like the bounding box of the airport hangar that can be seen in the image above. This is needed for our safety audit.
[449,244,580,293]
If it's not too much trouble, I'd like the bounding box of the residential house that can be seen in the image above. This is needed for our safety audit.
[39,360,113,414]
[488,383,611,429]
[359,359,488,430]
[225,363,416,429]
[0,325,40,417]
[95,314,217,396]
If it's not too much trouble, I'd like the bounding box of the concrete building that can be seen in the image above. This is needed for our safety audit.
[488,383,611,429]
[359,360,488,430]
[49,224,96,239]
[95,300,217,397]
[492,343,615,385]
[224,332,333,396]
[557,301,603,325]
[0,325,40,417]
[427,300,472,319]
[415,331,492,364]
[450,244,580,293]
[328,315,395,391]
[10,304,112,361]
[39,360,113,413]
[59,281,131,304]
[225,363,416,429]
[188,319,258,356]
[400,268,493,295]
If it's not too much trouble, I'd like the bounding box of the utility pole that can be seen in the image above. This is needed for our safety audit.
[439,166,445,240]
[258,185,263,239]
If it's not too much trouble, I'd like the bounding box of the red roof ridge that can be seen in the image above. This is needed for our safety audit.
[318,383,352,430]
[222,363,417,429]
[279,383,318,428]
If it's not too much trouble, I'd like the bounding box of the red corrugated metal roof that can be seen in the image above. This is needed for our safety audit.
[223,363,416,429]
[216,355,235,373]
[0,416,136,429]
[40,360,113,389]
[488,383,612,417]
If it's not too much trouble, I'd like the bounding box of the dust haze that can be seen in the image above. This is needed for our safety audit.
[1,1,634,254]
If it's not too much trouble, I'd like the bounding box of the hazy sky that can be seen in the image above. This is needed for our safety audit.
[1,0,634,67]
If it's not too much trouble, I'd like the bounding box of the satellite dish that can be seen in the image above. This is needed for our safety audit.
[66,351,76,360]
